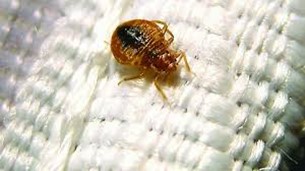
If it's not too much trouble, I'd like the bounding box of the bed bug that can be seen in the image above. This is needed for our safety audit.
[110,19,191,100]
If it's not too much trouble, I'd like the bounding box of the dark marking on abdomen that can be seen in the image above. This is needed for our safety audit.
[117,25,147,49]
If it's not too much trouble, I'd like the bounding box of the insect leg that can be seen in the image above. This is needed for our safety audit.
[152,20,168,34]
[177,51,191,72]
[154,74,168,100]
[152,20,174,44]
[166,30,174,45]
[118,69,146,85]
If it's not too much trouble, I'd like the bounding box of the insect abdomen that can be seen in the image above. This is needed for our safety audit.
[117,25,147,49]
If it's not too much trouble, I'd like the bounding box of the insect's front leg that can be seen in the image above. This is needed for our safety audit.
[153,74,168,100]
[177,51,191,73]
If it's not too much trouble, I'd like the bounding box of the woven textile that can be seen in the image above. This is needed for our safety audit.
[1,0,305,170]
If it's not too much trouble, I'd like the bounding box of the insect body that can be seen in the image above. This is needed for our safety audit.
[111,19,190,100]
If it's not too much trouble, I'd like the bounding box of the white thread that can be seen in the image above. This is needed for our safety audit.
[1,0,305,170]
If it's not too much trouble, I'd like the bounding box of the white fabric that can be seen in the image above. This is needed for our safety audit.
[1,0,305,170]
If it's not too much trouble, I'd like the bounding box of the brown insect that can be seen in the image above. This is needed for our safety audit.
[110,19,191,100]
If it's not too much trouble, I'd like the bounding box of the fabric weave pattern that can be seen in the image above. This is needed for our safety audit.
[0,0,305,170]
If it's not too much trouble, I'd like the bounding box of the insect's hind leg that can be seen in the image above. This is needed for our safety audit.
[152,20,174,44]
[152,20,168,34]
[118,69,146,85]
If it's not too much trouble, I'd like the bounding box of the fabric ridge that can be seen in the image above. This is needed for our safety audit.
[0,0,305,171]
